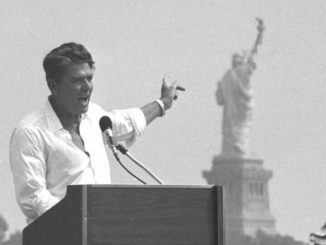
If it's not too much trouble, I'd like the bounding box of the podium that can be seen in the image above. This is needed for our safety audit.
[23,185,224,245]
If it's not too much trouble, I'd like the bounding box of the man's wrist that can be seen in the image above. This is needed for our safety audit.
[161,97,173,110]
[154,99,165,117]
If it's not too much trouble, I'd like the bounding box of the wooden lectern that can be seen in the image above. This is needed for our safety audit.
[23,185,224,245]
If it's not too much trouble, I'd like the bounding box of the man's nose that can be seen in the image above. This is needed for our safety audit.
[82,78,93,90]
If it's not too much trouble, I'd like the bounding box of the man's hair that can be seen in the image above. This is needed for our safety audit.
[43,42,95,81]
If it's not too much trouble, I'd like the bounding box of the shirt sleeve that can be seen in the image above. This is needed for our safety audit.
[110,108,147,147]
[9,127,60,222]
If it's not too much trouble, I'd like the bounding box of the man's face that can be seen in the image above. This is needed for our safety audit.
[51,62,94,116]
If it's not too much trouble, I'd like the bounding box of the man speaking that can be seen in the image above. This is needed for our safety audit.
[9,42,183,223]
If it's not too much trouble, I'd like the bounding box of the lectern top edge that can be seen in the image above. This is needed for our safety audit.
[71,184,218,189]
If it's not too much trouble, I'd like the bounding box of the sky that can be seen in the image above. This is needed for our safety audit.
[0,0,326,242]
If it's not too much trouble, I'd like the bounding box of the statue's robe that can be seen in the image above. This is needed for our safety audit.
[216,67,254,157]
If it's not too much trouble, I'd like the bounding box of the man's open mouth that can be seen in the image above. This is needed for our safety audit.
[78,97,89,104]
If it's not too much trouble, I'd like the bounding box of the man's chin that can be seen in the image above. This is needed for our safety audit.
[81,107,89,114]
[78,104,89,114]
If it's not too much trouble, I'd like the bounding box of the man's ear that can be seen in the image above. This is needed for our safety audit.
[47,78,56,94]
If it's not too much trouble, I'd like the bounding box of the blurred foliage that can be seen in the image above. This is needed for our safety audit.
[0,215,21,245]
[0,213,311,245]
[0,215,8,243]
[230,230,309,245]
[1,231,22,245]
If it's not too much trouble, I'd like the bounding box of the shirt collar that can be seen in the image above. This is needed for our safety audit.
[43,98,64,132]
[43,97,90,132]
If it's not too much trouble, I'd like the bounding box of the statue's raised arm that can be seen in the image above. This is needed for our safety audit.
[250,18,265,58]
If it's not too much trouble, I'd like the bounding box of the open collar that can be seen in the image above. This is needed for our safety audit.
[43,97,90,132]
[43,98,64,132]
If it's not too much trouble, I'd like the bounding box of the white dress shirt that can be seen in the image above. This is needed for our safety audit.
[9,99,146,223]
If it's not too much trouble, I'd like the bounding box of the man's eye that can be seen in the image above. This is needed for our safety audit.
[73,77,92,83]
[74,78,84,83]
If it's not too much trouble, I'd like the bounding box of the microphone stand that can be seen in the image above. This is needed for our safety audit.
[116,144,165,185]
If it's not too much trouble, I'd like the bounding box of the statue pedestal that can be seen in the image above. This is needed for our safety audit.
[203,155,276,243]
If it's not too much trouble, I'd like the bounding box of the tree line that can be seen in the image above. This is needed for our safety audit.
[0,215,21,245]
[0,213,309,245]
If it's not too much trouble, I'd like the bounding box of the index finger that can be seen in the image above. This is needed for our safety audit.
[176,86,186,91]
[163,74,169,86]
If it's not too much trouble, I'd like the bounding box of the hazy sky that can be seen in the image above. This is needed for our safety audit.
[1,0,326,242]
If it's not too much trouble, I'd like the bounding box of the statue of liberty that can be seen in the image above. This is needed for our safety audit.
[216,18,265,158]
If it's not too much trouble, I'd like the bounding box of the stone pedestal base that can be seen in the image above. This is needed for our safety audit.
[203,155,276,244]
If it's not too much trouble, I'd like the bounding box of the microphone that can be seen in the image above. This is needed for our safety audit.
[99,116,119,160]
[99,116,164,184]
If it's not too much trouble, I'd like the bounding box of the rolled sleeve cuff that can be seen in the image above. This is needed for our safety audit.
[124,108,146,146]
[32,190,60,217]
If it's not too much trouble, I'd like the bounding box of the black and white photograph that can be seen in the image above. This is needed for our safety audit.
[0,1,325,244]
